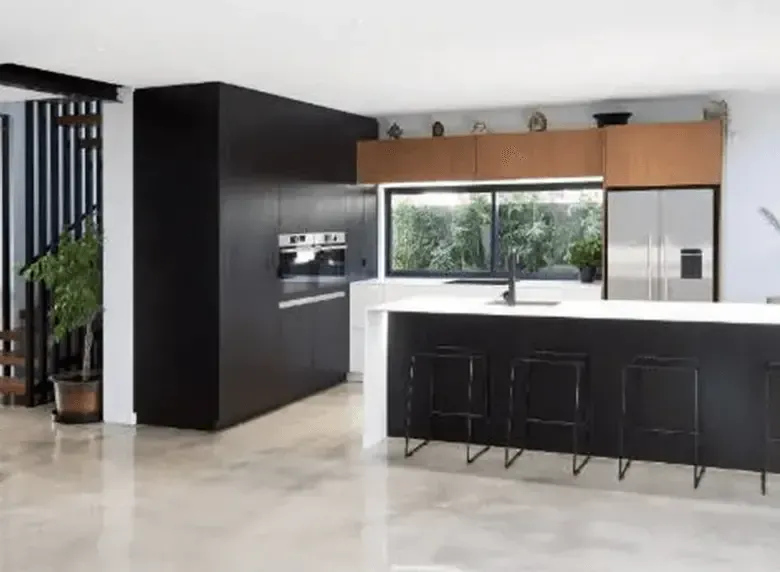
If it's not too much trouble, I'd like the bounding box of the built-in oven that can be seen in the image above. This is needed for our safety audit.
[278,232,347,281]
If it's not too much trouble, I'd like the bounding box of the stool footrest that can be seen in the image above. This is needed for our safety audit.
[629,427,700,437]
[629,355,698,368]
[431,410,485,419]
[526,418,587,428]
[516,357,587,368]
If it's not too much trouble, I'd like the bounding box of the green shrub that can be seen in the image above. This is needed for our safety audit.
[567,234,602,269]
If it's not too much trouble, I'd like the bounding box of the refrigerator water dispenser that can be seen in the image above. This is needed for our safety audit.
[680,248,703,279]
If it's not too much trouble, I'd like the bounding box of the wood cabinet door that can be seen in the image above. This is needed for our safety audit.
[604,120,723,188]
[475,129,603,180]
[357,136,476,184]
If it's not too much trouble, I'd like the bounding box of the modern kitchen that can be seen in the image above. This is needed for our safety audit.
[8,3,780,569]
[351,99,780,496]
[129,83,780,495]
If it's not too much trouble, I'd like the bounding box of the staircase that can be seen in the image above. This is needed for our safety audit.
[0,98,103,408]
[0,323,25,398]
[0,307,41,403]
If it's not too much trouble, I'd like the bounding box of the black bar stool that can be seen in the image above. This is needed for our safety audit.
[505,350,592,475]
[619,355,704,489]
[761,362,780,495]
[404,345,490,464]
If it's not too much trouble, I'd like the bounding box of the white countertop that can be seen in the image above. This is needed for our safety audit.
[354,277,601,289]
[369,296,780,326]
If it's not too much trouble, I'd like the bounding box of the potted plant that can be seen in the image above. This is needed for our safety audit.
[568,234,602,283]
[21,218,102,423]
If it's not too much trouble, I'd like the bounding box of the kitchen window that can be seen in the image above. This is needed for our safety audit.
[386,183,603,279]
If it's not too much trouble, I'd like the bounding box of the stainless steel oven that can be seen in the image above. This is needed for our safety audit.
[278,232,347,280]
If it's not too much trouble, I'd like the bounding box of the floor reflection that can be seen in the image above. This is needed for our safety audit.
[2,385,780,571]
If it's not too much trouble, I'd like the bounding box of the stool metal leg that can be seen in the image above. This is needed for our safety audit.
[524,360,532,446]
[618,366,632,480]
[505,361,523,468]
[466,356,490,464]
[404,356,429,458]
[764,368,770,495]
[693,367,705,489]
[572,363,591,476]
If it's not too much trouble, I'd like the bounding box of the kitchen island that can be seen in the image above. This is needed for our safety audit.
[364,297,780,472]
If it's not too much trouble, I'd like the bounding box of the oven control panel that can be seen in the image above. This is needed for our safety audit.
[279,232,346,248]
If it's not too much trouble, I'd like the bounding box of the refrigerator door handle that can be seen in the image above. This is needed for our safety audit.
[661,239,669,301]
[646,234,653,300]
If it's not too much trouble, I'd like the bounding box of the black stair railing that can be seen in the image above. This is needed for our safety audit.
[21,99,102,406]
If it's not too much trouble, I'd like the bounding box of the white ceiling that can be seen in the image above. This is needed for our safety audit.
[0,86,54,102]
[1,0,779,114]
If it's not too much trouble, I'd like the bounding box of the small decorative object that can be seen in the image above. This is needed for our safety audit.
[21,217,102,423]
[703,99,728,121]
[387,122,403,139]
[431,121,445,137]
[567,235,602,283]
[527,111,548,132]
[593,112,633,128]
[471,121,488,134]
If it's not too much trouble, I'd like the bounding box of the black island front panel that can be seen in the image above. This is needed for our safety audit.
[387,311,780,473]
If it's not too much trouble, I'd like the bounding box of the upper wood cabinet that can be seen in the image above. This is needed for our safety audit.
[604,120,723,188]
[475,129,603,180]
[357,136,477,184]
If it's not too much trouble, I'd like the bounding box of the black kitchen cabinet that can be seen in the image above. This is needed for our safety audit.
[280,296,348,405]
[279,183,348,235]
[217,185,282,426]
[280,303,315,403]
[313,295,350,390]
[134,81,377,431]
[133,83,220,430]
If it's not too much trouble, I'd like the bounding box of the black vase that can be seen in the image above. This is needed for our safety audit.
[593,112,632,128]
[579,266,597,283]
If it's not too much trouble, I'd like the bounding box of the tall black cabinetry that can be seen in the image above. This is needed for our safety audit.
[134,82,378,430]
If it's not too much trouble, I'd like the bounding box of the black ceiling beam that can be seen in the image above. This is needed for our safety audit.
[0,63,121,101]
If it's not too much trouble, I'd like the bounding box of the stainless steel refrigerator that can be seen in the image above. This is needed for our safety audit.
[606,188,715,302]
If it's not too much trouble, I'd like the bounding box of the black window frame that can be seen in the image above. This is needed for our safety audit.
[384,181,604,280]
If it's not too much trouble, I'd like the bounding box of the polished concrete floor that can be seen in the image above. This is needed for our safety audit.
[2,384,780,571]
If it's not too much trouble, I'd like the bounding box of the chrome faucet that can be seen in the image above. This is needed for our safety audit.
[502,249,518,306]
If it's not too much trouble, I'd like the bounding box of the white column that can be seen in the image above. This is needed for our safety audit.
[101,90,135,425]
[721,91,780,302]
[363,308,388,448]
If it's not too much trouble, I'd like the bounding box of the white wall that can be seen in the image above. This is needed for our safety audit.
[102,91,135,425]
[720,91,780,302]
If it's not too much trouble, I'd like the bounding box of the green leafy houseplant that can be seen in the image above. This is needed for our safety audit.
[21,218,102,381]
[567,234,602,270]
